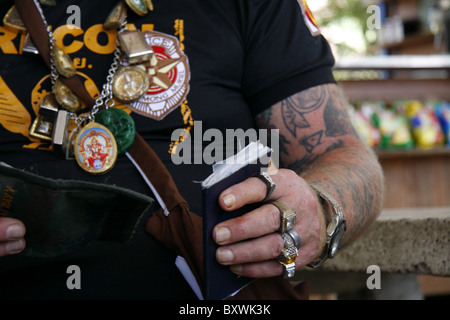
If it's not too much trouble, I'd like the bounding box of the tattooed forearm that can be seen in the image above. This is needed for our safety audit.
[324,98,354,137]
[280,87,325,137]
[257,84,359,169]
[306,146,384,241]
[255,83,384,244]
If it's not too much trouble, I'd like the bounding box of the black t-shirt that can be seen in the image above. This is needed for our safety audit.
[0,0,335,299]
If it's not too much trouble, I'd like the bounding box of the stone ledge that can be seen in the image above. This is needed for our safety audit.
[308,207,450,276]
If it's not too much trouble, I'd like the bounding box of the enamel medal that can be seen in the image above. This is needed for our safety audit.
[74,121,118,174]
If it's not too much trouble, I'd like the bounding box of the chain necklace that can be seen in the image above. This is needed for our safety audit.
[29,0,157,174]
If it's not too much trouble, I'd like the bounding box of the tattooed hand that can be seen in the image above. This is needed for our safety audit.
[213,83,384,278]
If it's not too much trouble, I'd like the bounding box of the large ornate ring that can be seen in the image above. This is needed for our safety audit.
[282,229,301,250]
[277,229,301,279]
[281,262,296,279]
[271,201,296,232]
[253,172,275,202]
[277,245,298,279]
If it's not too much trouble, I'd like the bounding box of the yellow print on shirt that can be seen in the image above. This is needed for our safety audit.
[0,75,34,146]
[0,23,155,56]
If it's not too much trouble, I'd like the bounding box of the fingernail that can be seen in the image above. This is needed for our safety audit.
[6,224,25,239]
[217,248,234,263]
[230,264,242,275]
[223,194,235,208]
[215,227,231,244]
[6,239,25,254]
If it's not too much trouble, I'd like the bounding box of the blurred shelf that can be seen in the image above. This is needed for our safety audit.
[382,33,440,50]
[376,146,450,159]
[338,78,450,101]
[334,55,450,70]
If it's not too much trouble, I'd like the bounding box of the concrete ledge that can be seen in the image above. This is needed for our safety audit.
[311,207,450,276]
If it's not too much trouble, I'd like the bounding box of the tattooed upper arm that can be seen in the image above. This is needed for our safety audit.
[255,83,359,170]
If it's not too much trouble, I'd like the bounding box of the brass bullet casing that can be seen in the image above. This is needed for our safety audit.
[53,79,81,113]
[125,0,147,16]
[51,45,76,78]
[104,1,128,30]
[144,0,154,11]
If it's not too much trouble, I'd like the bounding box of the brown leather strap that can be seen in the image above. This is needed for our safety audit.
[14,0,96,108]
[127,133,186,209]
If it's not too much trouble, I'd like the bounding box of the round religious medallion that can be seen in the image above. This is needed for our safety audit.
[112,66,150,103]
[95,108,136,155]
[74,122,118,174]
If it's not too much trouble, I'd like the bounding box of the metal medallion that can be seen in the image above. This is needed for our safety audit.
[74,122,118,174]
[112,66,150,103]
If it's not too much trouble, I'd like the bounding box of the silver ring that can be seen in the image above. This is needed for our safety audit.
[284,229,301,249]
[253,172,275,202]
[282,262,296,279]
[271,201,296,232]
[277,246,298,279]
[278,230,301,279]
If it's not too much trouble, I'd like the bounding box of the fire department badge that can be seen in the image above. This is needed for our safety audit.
[128,31,190,120]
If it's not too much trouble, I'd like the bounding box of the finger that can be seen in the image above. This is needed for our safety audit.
[0,218,26,241]
[0,239,26,256]
[215,232,283,266]
[213,202,280,245]
[218,169,296,211]
[218,176,268,211]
